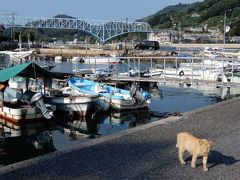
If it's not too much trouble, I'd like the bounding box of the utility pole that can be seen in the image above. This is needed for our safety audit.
[124,17,128,55]
[9,13,16,40]
[19,32,22,52]
[28,33,31,49]
[223,9,231,49]
[0,13,16,39]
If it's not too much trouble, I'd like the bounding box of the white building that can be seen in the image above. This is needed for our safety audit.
[147,31,173,43]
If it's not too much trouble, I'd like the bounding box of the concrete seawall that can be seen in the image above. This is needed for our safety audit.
[0,97,240,179]
[37,43,240,59]
[38,48,125,58]
[172,43,240,49]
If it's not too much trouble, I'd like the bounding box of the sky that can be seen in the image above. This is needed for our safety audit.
[0,0,203,22]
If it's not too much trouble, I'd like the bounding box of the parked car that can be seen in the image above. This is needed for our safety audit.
[134,41,160,50]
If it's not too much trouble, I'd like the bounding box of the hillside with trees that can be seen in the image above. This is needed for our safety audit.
[3,0,240,44]
[139,0,240,36]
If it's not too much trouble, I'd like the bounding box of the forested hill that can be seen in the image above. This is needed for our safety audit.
[139,0,240,36]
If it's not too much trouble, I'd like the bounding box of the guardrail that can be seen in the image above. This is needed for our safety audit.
[108,56,240,87]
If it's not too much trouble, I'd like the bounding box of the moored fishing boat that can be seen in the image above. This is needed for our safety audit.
[45,87,99,117]
[143,63,224,81]
[83,55,123,64]
[54,55,63,63]
[0,62,56,124]
[0,50,33,62]
[68,78,151,111]
[0,99,55,125]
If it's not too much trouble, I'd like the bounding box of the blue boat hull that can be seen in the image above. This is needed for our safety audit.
[68,78,151,111]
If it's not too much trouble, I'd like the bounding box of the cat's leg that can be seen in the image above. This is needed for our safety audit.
[178,147,186,165]
[191,154,197,168]
[202,156,209,171]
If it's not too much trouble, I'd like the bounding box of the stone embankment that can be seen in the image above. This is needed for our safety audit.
[37,43,240,59]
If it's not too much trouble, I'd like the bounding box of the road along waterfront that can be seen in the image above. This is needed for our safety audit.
[0,96,239,179]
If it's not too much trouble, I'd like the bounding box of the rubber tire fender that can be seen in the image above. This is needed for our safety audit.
[179,70,184,77]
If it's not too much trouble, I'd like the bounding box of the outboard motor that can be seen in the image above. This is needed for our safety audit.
[21,90,54,119]
[130,83,146,105]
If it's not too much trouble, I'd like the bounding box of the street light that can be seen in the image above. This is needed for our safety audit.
[223,9,232,47]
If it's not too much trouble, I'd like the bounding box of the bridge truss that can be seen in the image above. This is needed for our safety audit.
[0,15,152,43]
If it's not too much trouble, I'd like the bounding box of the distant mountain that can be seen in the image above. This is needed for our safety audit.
[53,14,76,19]
[138,0,240,36]
[21,14,89,42]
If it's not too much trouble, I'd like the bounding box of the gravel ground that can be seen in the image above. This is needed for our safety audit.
[0,97,240,180]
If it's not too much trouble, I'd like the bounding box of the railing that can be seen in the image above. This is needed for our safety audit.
[106,56,240,87]
[2,54,240,86]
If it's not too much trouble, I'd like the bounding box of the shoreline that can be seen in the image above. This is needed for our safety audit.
[170,43,240,49]
[1,97,240,179]
[36,43,240,59]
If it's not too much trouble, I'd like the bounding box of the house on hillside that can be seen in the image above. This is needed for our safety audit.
[147,30,174,43]
[195,36,211,43]
[210,33,223,43]
[182,34,198,43]
[230,36,240,43]
[184,26,208,33]
[191,13,200,18]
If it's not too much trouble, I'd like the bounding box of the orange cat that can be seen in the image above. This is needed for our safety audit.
[176,132,213,171]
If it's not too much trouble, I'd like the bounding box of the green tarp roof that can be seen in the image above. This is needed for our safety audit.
[0,62,53,82]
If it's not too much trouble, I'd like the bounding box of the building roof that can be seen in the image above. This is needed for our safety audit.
[0,62,53,83]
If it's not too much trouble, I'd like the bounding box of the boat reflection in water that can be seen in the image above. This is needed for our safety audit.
[0,109,151,165]
[92,108,151,136]
[0,119,56,166]
[57,108,151,140]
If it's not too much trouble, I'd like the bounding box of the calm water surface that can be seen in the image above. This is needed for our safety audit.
[1,60,240,166]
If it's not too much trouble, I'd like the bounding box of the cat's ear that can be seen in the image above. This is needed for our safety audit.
[199,140,204,145]
[208,140,213,147]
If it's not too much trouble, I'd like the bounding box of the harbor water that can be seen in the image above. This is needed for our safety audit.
[1,59,240,166]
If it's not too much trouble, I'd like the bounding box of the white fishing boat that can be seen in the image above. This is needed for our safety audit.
[83,55,123,64]
[143,65,164,77]
[84,64,116,78]
[0,62,56,124]
[71,56,84,63]
[203,49,223,58]
[218,51,240,58]
[172,67,223,81]
[68,78,151,111]
[143,62,224,82]
[45,87,99,117]
[0,99,55,125]
[0,50,33,62]
[55,56,63,63]
[6,76,101,117]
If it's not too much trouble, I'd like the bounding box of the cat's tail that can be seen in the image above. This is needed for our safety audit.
[176,134,179,148]
[176,139,179,148]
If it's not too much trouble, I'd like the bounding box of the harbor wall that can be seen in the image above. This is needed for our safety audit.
[173,43,240,49]
[37,43,240,59]
[38,48,125,59]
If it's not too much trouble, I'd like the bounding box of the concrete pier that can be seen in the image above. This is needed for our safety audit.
[0,97,240,179]
[37,43,240,59]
